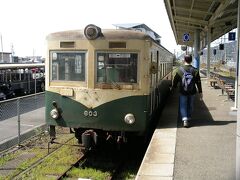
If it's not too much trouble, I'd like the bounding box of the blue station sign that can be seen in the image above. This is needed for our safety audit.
[183,33,190,42]
[228,32,236,41]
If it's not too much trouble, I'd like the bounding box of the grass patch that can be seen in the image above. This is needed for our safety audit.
[115,158,140,180]
[4,148,46,179]
[0,152,18,167]
[1,132,75,179]
[118,171,135,180]
[67,167,111,180]
[21,138,80,179]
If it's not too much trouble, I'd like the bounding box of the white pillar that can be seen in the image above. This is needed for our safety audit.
[193,29,200,69]
[236,0,240,179]
[233,4,240,110]
[207,28,211,79]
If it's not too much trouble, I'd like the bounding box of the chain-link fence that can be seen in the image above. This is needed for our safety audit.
[0,93,46,152]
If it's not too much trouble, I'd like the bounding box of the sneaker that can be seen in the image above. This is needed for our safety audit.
[182,117,188,121]
[183,120,189,128]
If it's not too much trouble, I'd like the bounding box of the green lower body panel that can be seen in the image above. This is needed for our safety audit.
[45,91,148,132]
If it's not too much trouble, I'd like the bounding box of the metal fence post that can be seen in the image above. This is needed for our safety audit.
[17,98,21,147]
[35,71,37,94]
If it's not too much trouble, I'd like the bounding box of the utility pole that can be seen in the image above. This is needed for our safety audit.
[1,33,3,63]
[236,0,240,179]
[11,43,15,63]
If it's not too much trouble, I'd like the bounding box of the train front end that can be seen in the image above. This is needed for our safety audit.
[45,25,152,146]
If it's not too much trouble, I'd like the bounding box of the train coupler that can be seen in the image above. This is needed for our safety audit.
[81,130,98,150]
[117,131,127,144]
[106,133,113,141]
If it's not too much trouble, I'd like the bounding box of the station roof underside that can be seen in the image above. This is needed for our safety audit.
[164,0,238,48]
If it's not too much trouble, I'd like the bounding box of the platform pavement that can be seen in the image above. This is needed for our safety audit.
[136,77,237,180]
[0,107,46,152]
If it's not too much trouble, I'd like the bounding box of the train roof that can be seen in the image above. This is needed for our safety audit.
[46,28,173,56]
[46,29,150,41]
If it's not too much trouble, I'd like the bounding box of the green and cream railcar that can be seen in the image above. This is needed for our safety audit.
[46,25,173,145]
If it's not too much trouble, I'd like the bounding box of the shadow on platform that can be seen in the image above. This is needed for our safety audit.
[158,91,236,129]
[177,94,236,128]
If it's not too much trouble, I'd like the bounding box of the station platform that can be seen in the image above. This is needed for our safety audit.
[136,77,237,180]
[0,107,46,152]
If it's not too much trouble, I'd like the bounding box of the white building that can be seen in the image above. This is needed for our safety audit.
[0,52,12,63]
[113,23,162,44]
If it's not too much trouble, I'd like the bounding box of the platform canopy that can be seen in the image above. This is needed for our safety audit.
[164,0,238,47]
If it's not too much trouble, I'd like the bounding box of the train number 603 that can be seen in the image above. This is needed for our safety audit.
[84,110,98,117]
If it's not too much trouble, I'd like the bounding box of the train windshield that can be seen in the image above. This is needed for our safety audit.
[96,52,137,83]
[50,51,86,81]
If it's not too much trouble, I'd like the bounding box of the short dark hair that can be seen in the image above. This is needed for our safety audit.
[184,55,192,63]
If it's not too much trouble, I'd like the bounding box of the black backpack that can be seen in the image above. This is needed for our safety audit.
[180,66,195,93]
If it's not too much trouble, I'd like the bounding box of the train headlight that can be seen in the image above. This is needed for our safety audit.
[50,109,59,120]
[124,113,135,125]
[84,24,102,40]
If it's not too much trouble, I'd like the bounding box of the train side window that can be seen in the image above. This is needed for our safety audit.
[160,64,163,79]
[156,51,159,84]
[96,52,138,84]
[50,51,86,81]
[164,63,166,76]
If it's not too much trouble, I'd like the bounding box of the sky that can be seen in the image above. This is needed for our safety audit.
[0,0,180,57]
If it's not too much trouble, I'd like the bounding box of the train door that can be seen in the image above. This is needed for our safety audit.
[150,50,157,115]
[150,52,153,115]
[156,51,159,108]
[156,51,159,85]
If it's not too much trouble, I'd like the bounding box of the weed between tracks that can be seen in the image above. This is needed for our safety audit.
[65,141,144,180]
[0,128,145,180]
[0,128,75,179]
[21,138,81,179]
[67,167,111,179]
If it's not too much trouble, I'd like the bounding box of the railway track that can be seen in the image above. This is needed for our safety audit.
[55,152,88,180]
[200,69,235,84]
[60,139,147,179]
[1,129,147,179]
[3,137,135,179]
[0,128,81,179]
[12,137,82,180]
[51,143,124,179]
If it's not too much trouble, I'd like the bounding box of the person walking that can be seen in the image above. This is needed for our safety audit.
[172,54,203,128]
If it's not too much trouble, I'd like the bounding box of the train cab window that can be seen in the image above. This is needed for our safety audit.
[96,52,137,84]
[50,51,86,81]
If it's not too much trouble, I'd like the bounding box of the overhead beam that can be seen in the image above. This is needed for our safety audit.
[210,15,237,25]
[174,16,208,26]
[221,7,238,15]
[212,23,237,36]
[209,0,232,22]
[173,6,213,16]
[176,26,199,34]
[201,0,223,2]
[188,0,195,20]
[176,28,195,33]
[176,23,204,30]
